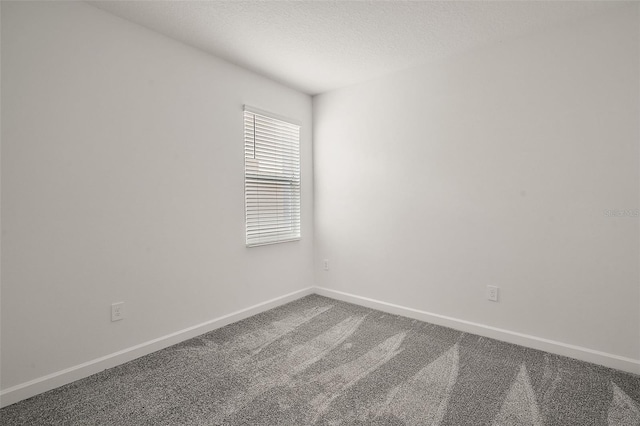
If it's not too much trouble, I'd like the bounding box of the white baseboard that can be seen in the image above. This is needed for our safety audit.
[0,287,314,408]
[314,286,640,375]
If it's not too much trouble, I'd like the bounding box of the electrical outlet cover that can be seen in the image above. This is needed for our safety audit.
[487,286,499,302]
[111,302,124,321]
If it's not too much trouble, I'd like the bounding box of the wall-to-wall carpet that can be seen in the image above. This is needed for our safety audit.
[2,295,639,425]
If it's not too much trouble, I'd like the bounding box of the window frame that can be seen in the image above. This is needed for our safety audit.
[243,105,301,247]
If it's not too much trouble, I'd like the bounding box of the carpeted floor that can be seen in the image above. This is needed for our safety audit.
[2,294,639,425]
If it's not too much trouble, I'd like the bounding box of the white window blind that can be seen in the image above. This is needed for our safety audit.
[244,106,301,247]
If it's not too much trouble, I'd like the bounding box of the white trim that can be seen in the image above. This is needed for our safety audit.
[313,286,640,375]
[0,287,314,408]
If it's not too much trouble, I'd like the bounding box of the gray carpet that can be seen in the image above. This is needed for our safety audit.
[2,295,639,425]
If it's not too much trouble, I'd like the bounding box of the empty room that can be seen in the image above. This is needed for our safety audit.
[1,1,639,424]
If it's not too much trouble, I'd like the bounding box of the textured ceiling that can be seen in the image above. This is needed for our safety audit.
[89,1,627,95]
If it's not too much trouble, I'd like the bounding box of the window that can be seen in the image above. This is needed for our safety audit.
[244,106,301,246]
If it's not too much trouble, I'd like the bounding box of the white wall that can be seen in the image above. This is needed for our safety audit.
[2,0,638,404]
[314,5,639,363]
[1,1,313,392]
